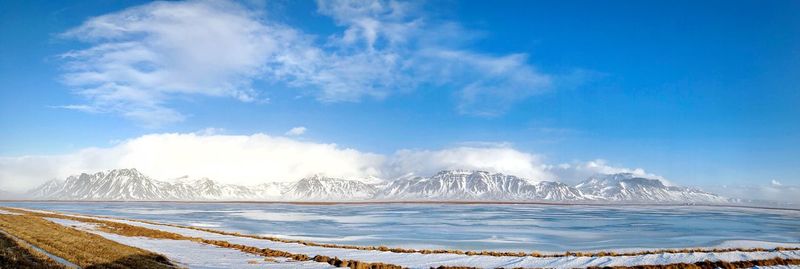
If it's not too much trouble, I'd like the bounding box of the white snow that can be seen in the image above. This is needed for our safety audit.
[231,210,382,223]
[282,175,379,200]
[0,209,21,215]
[714,240,800,249]
[575,173,727,203]
[376,170,585,201]
[45,217,335,269]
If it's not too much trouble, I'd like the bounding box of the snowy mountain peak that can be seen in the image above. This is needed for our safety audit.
[191,177,215,186]
[577,173,667,191]
[376,170,581,201]
[433,169,482,177]
[282,176,378,201]
[576,173,724,203]
[106,167,144,177]
[303,174,338,181]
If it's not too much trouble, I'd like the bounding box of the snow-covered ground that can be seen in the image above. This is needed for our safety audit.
[42,212,800,269]
[46,217,334,269]
[0,209,21,215]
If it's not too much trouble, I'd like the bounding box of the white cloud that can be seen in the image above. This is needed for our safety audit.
[415,49,552,116]
[60,0,305,125]
[546,159,664,185]
[58,0,558,126]
[388,146,552,182]
[0,133,384,192]
[715,182,800,203]
[285,126,307,136]
[312,0,554,115]
[195,127,226,135]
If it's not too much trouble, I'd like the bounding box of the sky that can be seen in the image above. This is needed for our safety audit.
[0,0,798,201]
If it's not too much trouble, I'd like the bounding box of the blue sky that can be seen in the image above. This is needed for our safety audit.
[1,0,798,194]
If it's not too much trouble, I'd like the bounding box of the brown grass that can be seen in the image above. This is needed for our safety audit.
[0,208,188,241]
[0,229,66,269]
[198,238,403,268]
[0,213,175,269]
[583,257,800,269]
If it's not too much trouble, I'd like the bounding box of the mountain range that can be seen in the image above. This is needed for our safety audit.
[27,168,728,203]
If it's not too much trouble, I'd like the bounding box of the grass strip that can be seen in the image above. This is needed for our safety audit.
[583,257,800,269]
[0,213,175,269]
[0,228,66,269]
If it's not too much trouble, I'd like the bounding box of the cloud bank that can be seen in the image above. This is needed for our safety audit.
[715,183,800,204]
[0,132,656,193]
[388,147,551,181]
[58,0,555,125]
[0,133,384,192]
[7,132,796,203]
[545,159,668,185]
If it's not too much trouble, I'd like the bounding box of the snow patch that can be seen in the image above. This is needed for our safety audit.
[46,217,334,269]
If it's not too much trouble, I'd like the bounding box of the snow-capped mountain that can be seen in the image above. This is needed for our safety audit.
[282,175,379,200]
[575,173,727,203]
[30,168,167,200]
[159,177,287,200]
[29,169,286,201]
[376,170,584,201]
[28,168,727,203]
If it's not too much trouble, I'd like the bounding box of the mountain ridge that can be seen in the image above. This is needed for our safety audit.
[28,168,728,203]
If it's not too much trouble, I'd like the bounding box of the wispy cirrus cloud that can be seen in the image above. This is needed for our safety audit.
[285,126,307,136]
[58,0,559,126]
[58,0,301,126]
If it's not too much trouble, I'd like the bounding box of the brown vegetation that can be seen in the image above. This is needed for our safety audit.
[198,238,403,268]
[0,230,66,269]
[0,207,188,241]
[0,213,175,269]
[584,257,800,269]
[313,255,403,269]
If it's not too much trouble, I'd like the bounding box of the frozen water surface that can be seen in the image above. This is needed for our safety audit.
[3,202,798,252]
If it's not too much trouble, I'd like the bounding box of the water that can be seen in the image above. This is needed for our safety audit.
[4,201,798,252]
